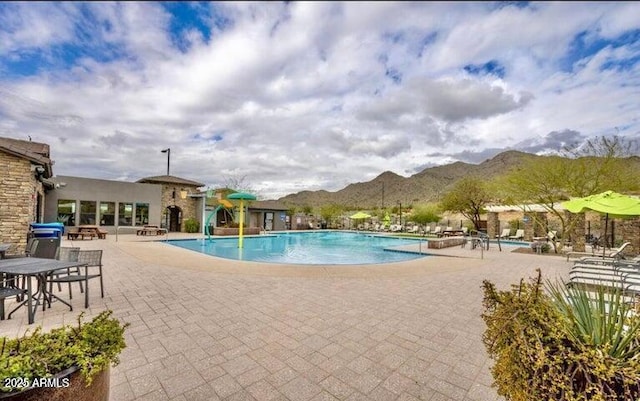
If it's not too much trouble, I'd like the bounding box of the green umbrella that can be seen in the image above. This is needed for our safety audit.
[228,192,257,249]
[562,190,640,254]
[349,211,371,230]
[349,211,372,219]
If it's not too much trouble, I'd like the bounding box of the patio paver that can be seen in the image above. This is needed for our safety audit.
[0,233,570,401]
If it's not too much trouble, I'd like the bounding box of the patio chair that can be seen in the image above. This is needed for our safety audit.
[47,250,104,308]
[509,229,524,240]
[49,247,82,295]
[0,275,27,320]
[496,228,510,239]
[432,226,442,236]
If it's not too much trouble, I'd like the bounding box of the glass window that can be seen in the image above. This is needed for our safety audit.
[57,199,76,226]
[118,202,133,226]
[135,203,149,225]
[79,201,97,225]
[99,202,116,226]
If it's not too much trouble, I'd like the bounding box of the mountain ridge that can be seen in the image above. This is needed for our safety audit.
[275,150,541,209]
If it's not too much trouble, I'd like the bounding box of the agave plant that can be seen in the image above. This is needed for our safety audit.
[546,280,640,360]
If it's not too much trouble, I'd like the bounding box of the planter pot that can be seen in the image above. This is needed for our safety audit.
[213,227,261,236]
[0,366,110,401]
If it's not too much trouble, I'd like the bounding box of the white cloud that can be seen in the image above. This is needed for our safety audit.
[0,2,639,200]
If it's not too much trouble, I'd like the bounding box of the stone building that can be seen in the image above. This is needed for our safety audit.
[0,137,54,254]
[136,175,205,232]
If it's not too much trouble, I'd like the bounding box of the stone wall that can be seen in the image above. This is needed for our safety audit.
[0,152,43,254]
[160,184,200,232]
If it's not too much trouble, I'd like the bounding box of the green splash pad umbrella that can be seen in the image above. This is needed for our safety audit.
[228,192,257,249]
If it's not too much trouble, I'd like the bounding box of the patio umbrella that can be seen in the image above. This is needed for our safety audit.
[228,192,257,249]
[349,211,371,230]
[562,190,640,255]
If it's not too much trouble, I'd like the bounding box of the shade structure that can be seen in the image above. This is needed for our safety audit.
[227,192,257,249]
[562,190,640,255]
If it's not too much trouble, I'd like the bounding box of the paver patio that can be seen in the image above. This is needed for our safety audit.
[0,233,570,400]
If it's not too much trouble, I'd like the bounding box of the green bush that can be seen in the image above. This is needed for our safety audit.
[183,218,199,233]
[481,270,640,400]
[0,310,129,392]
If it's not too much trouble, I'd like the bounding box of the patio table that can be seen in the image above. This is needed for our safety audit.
[0,257,88,324]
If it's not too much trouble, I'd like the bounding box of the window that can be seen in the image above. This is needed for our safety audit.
[118,202,133,226]
[57,200,76,226]
[79,201,96,225]
[99,202,115,226]
[135,203,149,225]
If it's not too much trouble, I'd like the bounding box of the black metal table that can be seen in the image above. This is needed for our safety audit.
[0,257,88,324]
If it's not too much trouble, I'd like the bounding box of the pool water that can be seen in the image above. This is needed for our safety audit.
[167,231,428,265]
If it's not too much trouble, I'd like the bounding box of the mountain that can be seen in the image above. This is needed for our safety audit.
[277,150,541,209]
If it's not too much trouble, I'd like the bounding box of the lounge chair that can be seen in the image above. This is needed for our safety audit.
[432,226,442,237]
[569,241,632,263]
[422,226,431,236]
[496,228,510,239]
[509,229,524,240]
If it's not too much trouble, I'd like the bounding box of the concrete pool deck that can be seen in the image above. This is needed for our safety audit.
[0,232,571,401]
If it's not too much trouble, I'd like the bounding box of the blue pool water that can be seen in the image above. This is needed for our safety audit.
[167,231,428,265]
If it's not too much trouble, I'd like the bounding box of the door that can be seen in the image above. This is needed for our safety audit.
[166,206,182,232]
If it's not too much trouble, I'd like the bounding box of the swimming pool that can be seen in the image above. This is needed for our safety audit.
[167,231,429,265]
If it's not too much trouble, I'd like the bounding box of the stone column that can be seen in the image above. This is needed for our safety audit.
[523,212,535,241]
[487,212,500,238]
[534,212,548,238]
[566,211,586,252]
[614,216,639,257]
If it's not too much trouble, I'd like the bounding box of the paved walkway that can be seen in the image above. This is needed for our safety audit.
[0,233,571,401]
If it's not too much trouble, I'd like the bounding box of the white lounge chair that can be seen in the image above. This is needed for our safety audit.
[432,226,442,236]
[509,229,524,240]
[497,228,510,239]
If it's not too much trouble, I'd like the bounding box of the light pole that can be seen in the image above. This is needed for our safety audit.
[161,148,170,175]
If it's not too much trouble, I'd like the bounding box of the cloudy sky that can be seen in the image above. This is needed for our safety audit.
[1,2,639,199]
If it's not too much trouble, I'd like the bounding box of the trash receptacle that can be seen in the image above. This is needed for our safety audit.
[30,222,64,239]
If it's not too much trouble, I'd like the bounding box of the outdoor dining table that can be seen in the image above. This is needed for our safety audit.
[0,257,88,324]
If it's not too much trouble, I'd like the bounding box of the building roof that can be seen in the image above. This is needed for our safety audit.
[136,175,205,187]
[0,136,53,177]
[249,200,290,211]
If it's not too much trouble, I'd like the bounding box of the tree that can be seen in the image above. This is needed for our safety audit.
[498,135,640,251]
[409,203,442,226]
[440,176,490,231]
[319,204,343,228]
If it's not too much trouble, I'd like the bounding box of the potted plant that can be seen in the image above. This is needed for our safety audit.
[0,310,129,401]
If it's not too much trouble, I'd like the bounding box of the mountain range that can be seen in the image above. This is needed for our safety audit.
[276,150,541,209]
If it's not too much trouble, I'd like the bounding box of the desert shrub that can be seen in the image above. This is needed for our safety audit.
[481,270,640,401]
[183,218,199,233]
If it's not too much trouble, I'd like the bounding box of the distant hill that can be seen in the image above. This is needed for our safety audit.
[277,150,541,209]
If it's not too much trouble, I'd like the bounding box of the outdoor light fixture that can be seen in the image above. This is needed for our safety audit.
[161,148,170,175]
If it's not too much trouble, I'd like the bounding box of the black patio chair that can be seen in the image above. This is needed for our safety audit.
[47,250,103,308]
